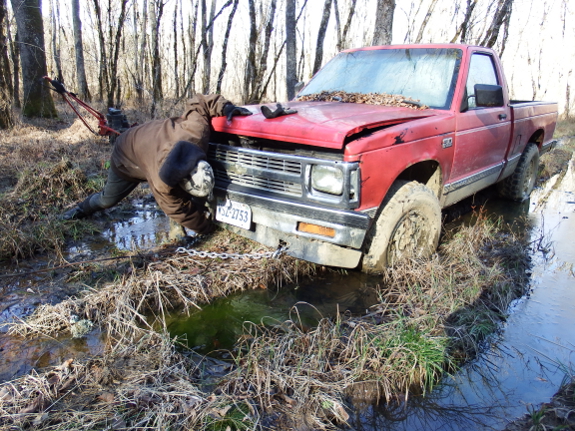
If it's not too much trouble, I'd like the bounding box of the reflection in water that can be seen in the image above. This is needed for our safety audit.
[0,331,106,383]
[102,203,170,251]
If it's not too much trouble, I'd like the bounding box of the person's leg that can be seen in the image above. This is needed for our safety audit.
[64,169,139,219]
[81,169,140,214]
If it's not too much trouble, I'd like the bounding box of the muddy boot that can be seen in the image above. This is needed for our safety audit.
[169,219,187,242]
[62,205,87,220]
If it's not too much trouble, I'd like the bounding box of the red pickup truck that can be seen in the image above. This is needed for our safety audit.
[207,44,558,272]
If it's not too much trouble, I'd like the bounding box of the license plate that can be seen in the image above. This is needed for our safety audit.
[215,198,252,230]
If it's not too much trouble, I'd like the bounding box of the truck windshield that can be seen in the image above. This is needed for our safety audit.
[298,48,463,110]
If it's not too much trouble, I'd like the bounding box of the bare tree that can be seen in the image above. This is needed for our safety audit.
[200,0,215,94]
[480,0,513,52]
[133,0,148,104]
[0,0,13,128]
[172,1,179,97]
[251,0,277,102]
[216,0,239,94]
[109,0,128,107]
[312,0,332,75]
[415,0,438,43]
[6,24,19,108]
[186,1,198,98]
[92,0,109,101]
[244,0,257,102]
[285,0,297,100]
[565,69,572,119]
[10,0,57,118]
[451,0,478,43]
[258,0,308,101]
[150,0,164,116]
[339,0,357,50]
[372,0,395,46]
[178,0,187,96]
[72,0,90,100]
[49,0,63,83]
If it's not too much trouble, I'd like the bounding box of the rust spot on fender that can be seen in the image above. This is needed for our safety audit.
[393,129,408,144]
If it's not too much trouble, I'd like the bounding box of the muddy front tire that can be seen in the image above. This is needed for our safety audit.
[362,180,441,273]
[498,143,540,201]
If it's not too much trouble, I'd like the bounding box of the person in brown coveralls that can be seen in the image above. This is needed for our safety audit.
[63,94,251,234]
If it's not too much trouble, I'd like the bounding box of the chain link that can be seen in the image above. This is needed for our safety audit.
[176,245,287,260]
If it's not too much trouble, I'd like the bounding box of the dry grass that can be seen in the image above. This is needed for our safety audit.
[0,331,250,430]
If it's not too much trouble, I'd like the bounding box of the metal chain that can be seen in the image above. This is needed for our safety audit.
[175,245,287,260]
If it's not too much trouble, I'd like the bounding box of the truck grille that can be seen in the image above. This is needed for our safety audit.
[208,144,304,197]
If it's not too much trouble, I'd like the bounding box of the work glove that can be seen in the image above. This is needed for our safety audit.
[223,103,252,121]
[179,160,215,201]
[261,103,298,119]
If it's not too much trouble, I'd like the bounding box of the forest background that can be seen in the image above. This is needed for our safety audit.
[0,0,572,126]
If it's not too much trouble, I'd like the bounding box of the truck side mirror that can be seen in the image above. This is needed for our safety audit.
[474,84,504,107]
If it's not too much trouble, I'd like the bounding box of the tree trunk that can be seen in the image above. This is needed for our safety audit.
[251,0,277,101]
[312,0,332,75]
[71,0,90,101]
[451,0,478,44]
[480,0,513,49]
[0,0,13,128]
[372,0,395,46]
[6,25,19,108]
[179,0,186,97]
[216,0,239,94]
[244,0,257,102]
[340,0,357,50]
[186,1,198,98]
[285,0,296,100]
[173,2,179,98]
[200,0,215,94]
[10,0,57,118]
[92,0,108,101]
[108,0,128,107]
[150,0,164,117]
[49,0,63,83]
[415,0,438,43]
[136,0,148,103]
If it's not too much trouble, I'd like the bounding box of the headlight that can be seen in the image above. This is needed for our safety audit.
[311,165,343,195]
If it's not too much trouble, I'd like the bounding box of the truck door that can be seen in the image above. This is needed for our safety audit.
[448,52,511,201]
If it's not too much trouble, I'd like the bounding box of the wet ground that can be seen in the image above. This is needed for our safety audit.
[349,159,575,429]
[1,156,574,429]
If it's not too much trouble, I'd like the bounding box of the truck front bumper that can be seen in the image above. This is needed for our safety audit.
[211,188,371,269]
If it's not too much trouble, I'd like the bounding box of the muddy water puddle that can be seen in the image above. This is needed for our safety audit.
[67,199,171,257]
[166,271,380,357]
[0,199,169,382]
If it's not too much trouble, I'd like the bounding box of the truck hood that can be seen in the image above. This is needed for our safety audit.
[211,101,436,150]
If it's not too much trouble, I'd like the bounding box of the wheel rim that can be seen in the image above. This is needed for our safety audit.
[386,210,429,265]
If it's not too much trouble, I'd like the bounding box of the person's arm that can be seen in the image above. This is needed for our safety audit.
[182,94,251,120]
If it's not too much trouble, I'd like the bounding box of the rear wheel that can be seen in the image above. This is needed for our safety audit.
[362,181,441,273]
[498,143,540,201]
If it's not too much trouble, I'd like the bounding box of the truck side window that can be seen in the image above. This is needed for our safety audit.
[464,54,499,110]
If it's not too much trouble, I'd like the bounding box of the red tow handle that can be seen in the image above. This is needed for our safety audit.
[42,76,121,137]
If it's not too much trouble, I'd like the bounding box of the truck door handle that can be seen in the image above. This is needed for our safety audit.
[498,113,507,120]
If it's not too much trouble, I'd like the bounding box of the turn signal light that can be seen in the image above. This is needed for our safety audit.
[297,222,336,238]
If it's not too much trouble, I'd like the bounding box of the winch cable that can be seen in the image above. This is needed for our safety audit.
[41,77,121,138]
